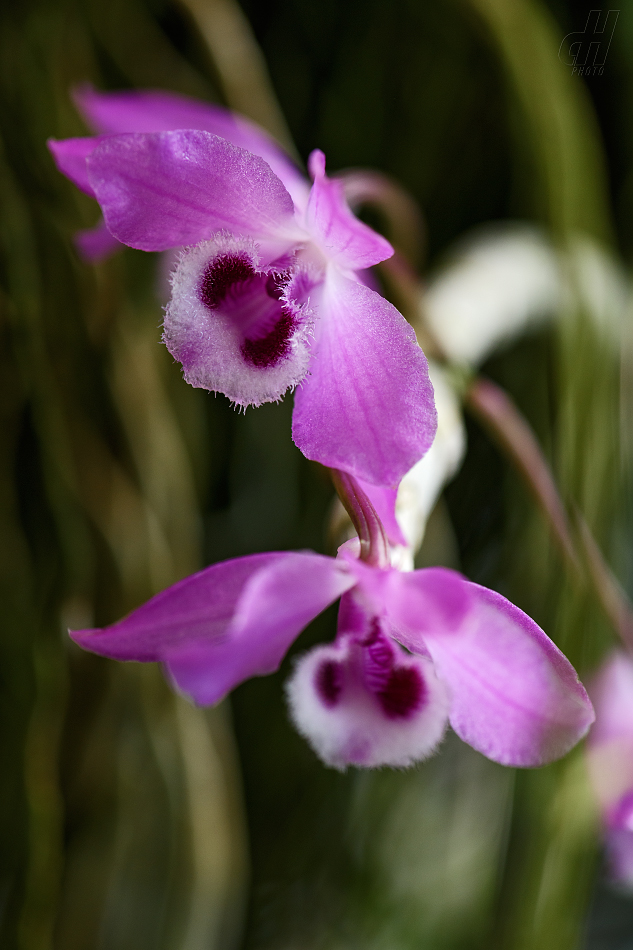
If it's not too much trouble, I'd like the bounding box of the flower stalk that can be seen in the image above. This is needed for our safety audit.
[329,469,390,568]
[575,511,633,654]
[464,375,581,577]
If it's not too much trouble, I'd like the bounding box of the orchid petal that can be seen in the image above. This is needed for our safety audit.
[409,579,595,766]
[75,219,122,261]
[292,269,437,487]
[73,85,309,208]
[70,552,289,660]
[71,550,353,706]
[605,824,633,889]
[48,136,100,196]
[586,652,633,813]
[587,654,633,888]
[164,552,354,705]
[305,150,393,270]
[588,651,633,745]
[364,564,473,634]
[86,130,301,252]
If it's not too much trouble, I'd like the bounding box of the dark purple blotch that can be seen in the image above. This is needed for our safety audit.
[200,253,254,309]
[200,254,296,369]
[316,659,344,707]
[378,666,425,719]
[241,310,296,368]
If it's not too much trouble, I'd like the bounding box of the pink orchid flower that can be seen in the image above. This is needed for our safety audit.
[587,652,633,887]
[48,87,436,489]
[70,473,593,770]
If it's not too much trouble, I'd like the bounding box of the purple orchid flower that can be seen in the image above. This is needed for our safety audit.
[587,652,633,887]
[48,87,436,488]
[70,473,593,770]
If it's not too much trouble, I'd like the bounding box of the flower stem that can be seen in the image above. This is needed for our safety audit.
[465,375,633,652]
[329,470,389,568]
[465,375,582,577]
[575,510,633,653]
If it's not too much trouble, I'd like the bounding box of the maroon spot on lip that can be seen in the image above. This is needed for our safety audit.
[241,309,296,368]
[200,253,254,310]
[315,659,344,707]
[378,666,425,719]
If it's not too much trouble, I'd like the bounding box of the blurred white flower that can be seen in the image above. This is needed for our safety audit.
[561,235,630,346]
[422,224,560,366]
[423,224,630,366]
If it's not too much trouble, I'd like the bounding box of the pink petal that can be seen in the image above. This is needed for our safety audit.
[292,269,437,487]
[407,579,595,766]
[605,824,633,889]
[586,652,633,815]
[75,219,122,261]
[48,136,101,196]
[305,150,394,270]
[378,566,472,635]
[70,552,288,660]
[589,657,633,890]
[71,551,353,706]
[588,651,633,745]
[86,130,302,252]
[73,85,309,208]
[165,552,354,704]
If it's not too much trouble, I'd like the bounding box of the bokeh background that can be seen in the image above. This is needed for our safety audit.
[2,0,633,947]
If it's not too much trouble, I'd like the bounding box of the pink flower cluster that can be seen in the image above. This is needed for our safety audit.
[51,87,594,770]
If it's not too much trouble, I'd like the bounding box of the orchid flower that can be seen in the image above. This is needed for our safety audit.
[587,652,633,888]
[48,87,436,488]
[70,472,593,771]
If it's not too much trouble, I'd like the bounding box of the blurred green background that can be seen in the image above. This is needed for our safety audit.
[1,0,633,947]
